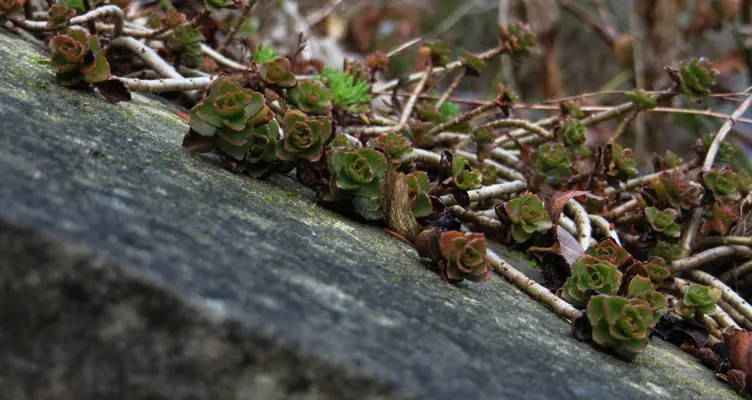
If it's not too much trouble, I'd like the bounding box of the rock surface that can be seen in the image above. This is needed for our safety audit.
[0,30,742,400]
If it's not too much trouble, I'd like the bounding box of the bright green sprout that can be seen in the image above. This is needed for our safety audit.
[253,44,278,64]
[319,68,372,113]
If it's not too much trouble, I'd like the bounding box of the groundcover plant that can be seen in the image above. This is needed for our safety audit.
[6,0,752,394]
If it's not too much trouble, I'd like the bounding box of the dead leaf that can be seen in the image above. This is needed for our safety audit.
[726,329,752,377]
[94,79,131,103]
[383,167,419,241]
[548,190,588,223]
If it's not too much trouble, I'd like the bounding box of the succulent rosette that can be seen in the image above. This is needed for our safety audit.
[649,171,704,210]
[630,256,672,285]
[533,142,572,182]
[277,110,332,162]
[260,57,297,88]
[586,239,631,267]
[329,148,388,220]
[703,202,738,235]
[608,143,639,180]
[189,78,266,137]
[703,168,741,201]
[369,132,412,161]
[329,148,387,197]
[644,207,681,238]
[561,255,622,307]
[451,156,482,190]
[649,240,682,262]
[678,284,722,319]
[438,231,491,283]
[587,295,655,359]
[504,193,553,243]
[288,80,333,114]
[559,118,586,147]
[405,171,432,218]
[165,25,204,68]
[677,58,717,97]
[244,120,280,165]
[48,30,110,86]
[626,275,667,323]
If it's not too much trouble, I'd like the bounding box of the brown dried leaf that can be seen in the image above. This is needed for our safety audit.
[383,168,419,241]
[547,190,588,223]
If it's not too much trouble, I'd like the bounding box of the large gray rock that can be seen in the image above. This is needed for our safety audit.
[0,30,741,400]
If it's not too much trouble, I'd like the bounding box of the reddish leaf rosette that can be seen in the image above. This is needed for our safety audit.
[438,231,491,283]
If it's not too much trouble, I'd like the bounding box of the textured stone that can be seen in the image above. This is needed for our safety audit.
[0,31,742,400]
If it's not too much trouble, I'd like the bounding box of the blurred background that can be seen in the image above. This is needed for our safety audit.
[219,0,752,170]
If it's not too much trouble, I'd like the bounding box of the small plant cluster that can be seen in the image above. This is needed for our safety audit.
[9,0,752,394]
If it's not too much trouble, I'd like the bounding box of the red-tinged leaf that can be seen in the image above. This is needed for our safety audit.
[726,329,752,377]
[176,111,191,123]
[557,226,584,266]
[548,190,588,223]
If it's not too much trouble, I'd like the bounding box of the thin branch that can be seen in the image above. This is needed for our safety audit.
[201,44,249,71]
[374,46,505,93]
[688,270,752,327]
[436,70,466,109]
[566,199,592,251]
[386,37,422,58]
[456,150,527,182]
[448,205,503,230]
[116,77,214,92]
[427,101,498,136]
[400,148,442,165]
[11,5,124,36]
[487,249,582,321]
[681,91,752,257]
[398,65,432,129]
[671,246,752,273]
[111,36,182,79]
[440,181,527,206]
[589,214,621,245]
[478,118,555,139]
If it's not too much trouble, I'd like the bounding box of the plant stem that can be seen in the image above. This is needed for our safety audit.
[455,150,527,182]
[565,199,592,251]
[487,249,582,321]
[448,205,503,230]
[672,246,752,273]
[440,181,527,206]
[116,77,214,92]
[111,36,182,79]
[688,270,752,327]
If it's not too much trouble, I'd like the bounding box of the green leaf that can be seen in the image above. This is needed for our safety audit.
[64,0,85,12]
[319,68,371,112]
